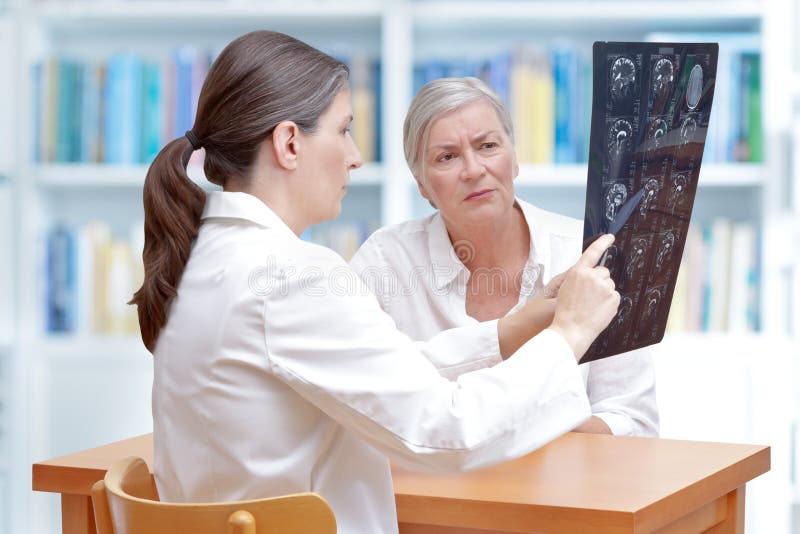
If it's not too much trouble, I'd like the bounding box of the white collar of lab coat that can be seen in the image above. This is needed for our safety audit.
[202,191,297,238]
[426,197,550,290]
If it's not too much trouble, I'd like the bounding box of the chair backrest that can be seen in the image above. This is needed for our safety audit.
[91,457,337,534]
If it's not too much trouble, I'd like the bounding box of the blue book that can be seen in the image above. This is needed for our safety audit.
[46,225,77,333]
[70,63,85,162]
[104,54,143,164]
[55,59,72,163]
[372,60,382,162]
[80,63,101,163]
[172,47,195,139]
[487,53,511,106]
[421,61,446,87]
[141,62,163,164]
[445,59,480,79]
[553,47,578,164]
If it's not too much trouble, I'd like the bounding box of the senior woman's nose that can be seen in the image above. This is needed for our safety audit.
[460,149,485,181]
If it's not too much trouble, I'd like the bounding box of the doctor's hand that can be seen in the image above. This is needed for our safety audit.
[550,234,620,361]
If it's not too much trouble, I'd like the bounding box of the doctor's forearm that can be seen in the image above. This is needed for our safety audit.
[497,297,556,359]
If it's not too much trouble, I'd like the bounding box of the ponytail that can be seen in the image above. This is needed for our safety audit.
[130,136,205,352]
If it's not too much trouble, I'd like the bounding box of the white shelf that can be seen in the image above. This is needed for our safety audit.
[34,1,383,27]
[514,163,764,187]
[34,162,758,189]
[34,162,384,188]
[412,1,763,31]
[32,334,149,361]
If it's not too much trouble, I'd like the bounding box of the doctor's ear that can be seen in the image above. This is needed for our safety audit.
[271,121,301,171]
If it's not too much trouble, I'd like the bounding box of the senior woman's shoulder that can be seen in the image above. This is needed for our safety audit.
[517,199,583,239]
[350,213,439,271]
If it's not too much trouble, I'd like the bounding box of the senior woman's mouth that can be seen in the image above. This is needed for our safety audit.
[464,189,494,201]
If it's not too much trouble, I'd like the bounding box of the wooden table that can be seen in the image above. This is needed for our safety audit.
[33,432,769,534]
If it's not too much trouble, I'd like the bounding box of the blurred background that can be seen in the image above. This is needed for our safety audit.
[0,0,798,532]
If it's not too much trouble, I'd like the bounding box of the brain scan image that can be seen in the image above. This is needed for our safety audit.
[686,64,704,110]
[646,117,669,149]
[626,237,648,278]
[680,116,697,145]
[669,173,688,211]
[601,244,618,268]
[652,58,674,94]
[611,56,636,100]
[639,178,660,215]
[608,119,633,162]
[604,183,628,221]
[615,296,633,326]
[655,231,675,270]
[645,288,662,319]
[581,42,717,362]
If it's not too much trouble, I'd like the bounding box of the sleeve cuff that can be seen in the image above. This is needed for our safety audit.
[594,412,634,436]
[422,319,503,380]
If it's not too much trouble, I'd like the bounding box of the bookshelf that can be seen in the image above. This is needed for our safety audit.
[5,1,798,533]
[33,161,385,188]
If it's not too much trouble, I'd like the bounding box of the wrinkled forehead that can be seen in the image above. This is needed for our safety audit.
[425,99,509,144]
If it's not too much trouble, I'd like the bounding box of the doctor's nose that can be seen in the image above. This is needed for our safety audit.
[347,136,364,170]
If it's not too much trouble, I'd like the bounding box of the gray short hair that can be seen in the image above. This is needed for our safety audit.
[403,77,514,178]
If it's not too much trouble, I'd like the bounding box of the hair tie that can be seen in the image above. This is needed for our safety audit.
[185,130,202,150]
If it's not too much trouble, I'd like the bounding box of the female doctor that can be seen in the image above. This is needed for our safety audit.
[132,30,620,534]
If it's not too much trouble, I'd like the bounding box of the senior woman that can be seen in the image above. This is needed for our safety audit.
[350,77,658,437]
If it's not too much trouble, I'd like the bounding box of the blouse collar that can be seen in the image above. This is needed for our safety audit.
[202,191,297,238]
[425,198,554,290]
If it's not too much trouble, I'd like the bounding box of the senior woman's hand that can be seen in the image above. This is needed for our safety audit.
[495,235,618,361]
[549,234,620,360]
[540,271,567,299]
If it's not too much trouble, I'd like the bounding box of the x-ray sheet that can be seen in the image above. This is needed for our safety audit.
[581,41,718,363]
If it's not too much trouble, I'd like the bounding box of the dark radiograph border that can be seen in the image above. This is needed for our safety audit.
[581,41,718,363]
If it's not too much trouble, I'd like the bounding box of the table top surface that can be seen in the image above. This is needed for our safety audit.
[33,432,770,532]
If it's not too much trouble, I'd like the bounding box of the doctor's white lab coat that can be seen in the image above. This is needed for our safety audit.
[152,191,590,534]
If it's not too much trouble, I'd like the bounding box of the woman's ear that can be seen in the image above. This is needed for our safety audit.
[512,150,520,180]
[415,176,437,209]
[271,121,300,171]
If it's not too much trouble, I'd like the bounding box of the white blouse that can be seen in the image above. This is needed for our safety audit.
[152,191,592,534]
[350,198,659,438]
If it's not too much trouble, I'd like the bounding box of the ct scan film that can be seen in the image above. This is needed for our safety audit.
[581,41,718,363]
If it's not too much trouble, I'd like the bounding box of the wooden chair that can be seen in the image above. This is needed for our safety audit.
[90,456,336,534]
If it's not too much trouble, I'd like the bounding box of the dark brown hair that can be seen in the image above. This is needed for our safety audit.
[130,30,349,352]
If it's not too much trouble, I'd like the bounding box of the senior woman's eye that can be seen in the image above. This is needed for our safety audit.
[437,153,456,162]
[481,142,498,150]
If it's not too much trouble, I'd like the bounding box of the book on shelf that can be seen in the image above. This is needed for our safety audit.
[666,219,760,334]
[44,221,143,335]
[414,38,761,166]
[32,47,381,167]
